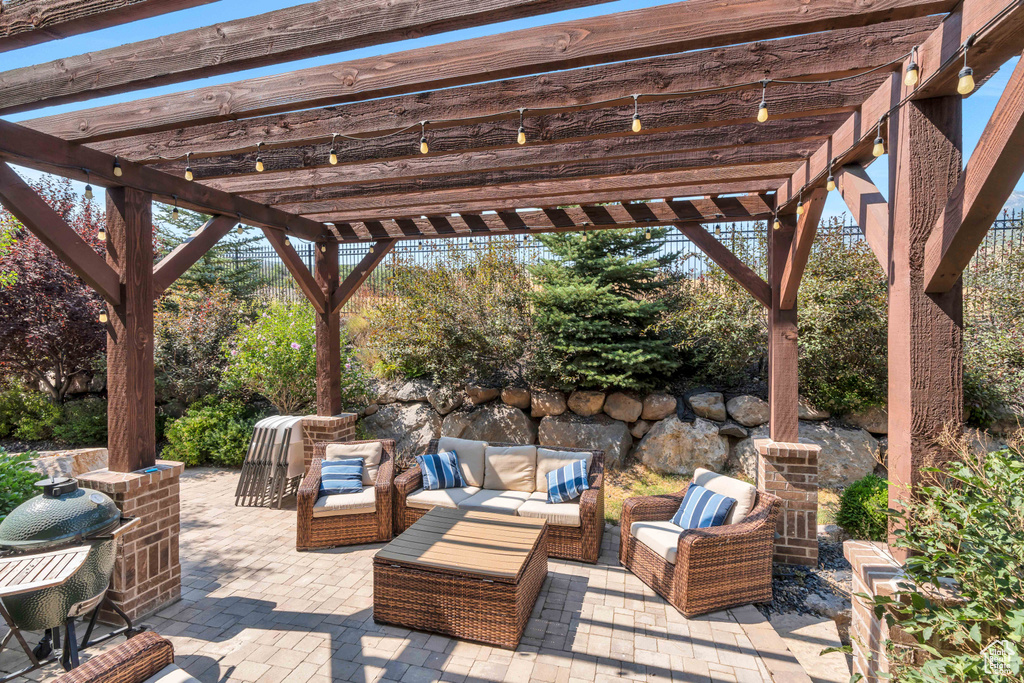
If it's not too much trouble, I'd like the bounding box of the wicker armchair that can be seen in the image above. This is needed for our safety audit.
[395,440,604,563]
[54,632,174,683]
[619,483,782,617]
[297,439,395,550]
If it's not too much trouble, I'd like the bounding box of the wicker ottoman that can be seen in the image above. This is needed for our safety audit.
[373,507,548,649]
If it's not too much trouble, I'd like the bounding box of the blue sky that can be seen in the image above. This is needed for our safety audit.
[5,0,1021,224]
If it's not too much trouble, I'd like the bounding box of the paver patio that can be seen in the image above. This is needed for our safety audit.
[1,468,811,683]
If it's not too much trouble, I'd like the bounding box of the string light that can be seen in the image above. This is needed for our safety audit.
[645,230,651,240]
[904,47,920,87]
[171,196,179,221]
[872,120,886,157]
[419,122,429,154]
[112,157,123,177]
[517,109,527,145]
[99,311,108,324]
[369,245,374,254]
[329,134,339,165]
[958,39,975,95]
[757,80,769,123]
[796,191,805,216]
[97,227,106,241]
[319,243,327,253]
[255,143,265,172]
[84,171,94,200]
[773,214,781,231]
[631,95,642,133]
[826,160,836,192]
[185,152,194,181]
[284,236,291,247]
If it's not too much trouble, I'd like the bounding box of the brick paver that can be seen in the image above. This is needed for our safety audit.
[1,468,795,682]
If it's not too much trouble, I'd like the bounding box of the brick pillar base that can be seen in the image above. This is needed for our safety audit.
[301,413,358,472]
[756,438,820,566]
[844,541,906,682]
[78,460,183,623]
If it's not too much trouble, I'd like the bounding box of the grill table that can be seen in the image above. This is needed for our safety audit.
[373,507,547,649]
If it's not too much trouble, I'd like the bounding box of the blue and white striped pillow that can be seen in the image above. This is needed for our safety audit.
[546,459,590,504]
[320,458,364,495]
[416,451,464,490]
[672,484,736,529]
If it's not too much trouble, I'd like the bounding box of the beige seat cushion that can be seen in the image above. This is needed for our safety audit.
[438,436,487,488]
[483,445,537,492]
[325,442,383,486]
[457,489,531,514]
[517,491,581,527]
[406,486,481,511]
[692,468,757,525]
[145,664,201,683]
[535,448,593,492]
[313,487,376,517]
[630,520,684,565]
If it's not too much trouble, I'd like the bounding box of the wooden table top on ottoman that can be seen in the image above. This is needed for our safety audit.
[373,507,548,649]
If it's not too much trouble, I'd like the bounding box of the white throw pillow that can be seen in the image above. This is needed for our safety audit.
[437,436,487,488]
[483,445,537,492]
[692,468,757,525]
[325,442,382,486]
[535,448,593,492]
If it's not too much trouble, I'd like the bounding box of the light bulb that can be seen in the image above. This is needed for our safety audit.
[796,202,805,216]
[582,234,587,242]
[904,62,920,87]
[827,175,836,192]
[632,114,642,133]
[369,246,374,254]
[957,66,975,95]
[284,237,291,247]
[171,207,179,220]
[757,101,768,123]
[329,150,338,165]
[97,228,106,241]
[236,225,243,234]
[185,167,194,181]
[773,217,781,231]
[645,230,651,240]
[517,127,526,145]
[872,136,885,157]
[320,244,327,253]
[255,157,265,172]
[84,185,94,200]
[99,311,108,324]
[113,159,123,177]
[420,137,429,154]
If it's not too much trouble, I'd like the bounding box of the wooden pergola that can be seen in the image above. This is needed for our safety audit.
[1,0,1023,527]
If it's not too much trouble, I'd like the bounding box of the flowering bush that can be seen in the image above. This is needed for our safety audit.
[223,302,366,414]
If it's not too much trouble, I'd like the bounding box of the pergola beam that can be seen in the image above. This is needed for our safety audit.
[836,164,891,274]
[0,162,122,305]
[0,0,217,52]
[153,215,237,297]
[0,0,618,114]
[0,118,327,241]
[674,222,772,309]
[24,0,953,142]
[261,229,327,315]
[330,240,398,314]
[779,188,827,309]
[924,51,1024,292]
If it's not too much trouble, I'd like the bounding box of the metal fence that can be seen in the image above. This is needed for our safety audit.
[232,209,1024,314]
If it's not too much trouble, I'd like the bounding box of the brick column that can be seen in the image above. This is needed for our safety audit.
[301,413,357,471]
[78,460,183,623]
[756,438,820,566]
[844,541,906,682]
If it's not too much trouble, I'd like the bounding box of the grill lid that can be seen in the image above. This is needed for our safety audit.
[0,477,120,553]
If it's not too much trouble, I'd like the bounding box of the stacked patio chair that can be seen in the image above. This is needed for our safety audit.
[235,415,305,509]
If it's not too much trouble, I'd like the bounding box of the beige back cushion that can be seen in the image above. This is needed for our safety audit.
[535,448,593,492]
[484,445,537,492]
[438,436,487,488]
[693,468,757,525]
[324,442,383,486]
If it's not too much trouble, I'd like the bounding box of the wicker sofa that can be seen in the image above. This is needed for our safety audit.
[297,439,395,550]
[54,632,188,683]
[619,468,782,617]
[395,437,604,563]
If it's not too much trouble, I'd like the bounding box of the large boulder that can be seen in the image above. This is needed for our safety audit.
[798,397,831,421]
[688,392,726,422]
[641,393,677,421]
[368,379,399,404]
[394,379,432,403]
[441,403,537,444]
[568,390,605,417]
[427,386,463,415]
[731,423,879,486]
[361,402,442,460]
[843,406,888,434]
[531,389,567,418]
[726,395,770,427]
[633,417,729,475]
[604,392,643,423]
[465,384,500,405]
[538,413,632,467]
[501,387,532,410]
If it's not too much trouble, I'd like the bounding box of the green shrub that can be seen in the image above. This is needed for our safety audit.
[868,442,1024,682]
[0,449,40,522]
[52,398,107,446]
[162,400,260,468]
[0,382,61,440]
[836,474,888,541]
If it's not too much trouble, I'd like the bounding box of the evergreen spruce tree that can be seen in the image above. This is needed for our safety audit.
[530,227,681,390]
[155,205,266,303]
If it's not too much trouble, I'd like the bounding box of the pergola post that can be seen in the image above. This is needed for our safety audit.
[887,95,964,559]
[104,187,156,473]
[767,216,798,443]
[315,242,342,416]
